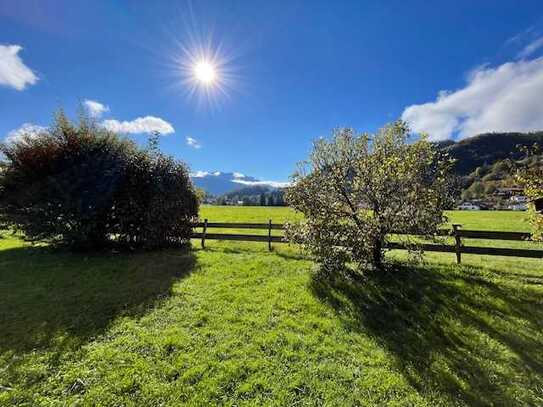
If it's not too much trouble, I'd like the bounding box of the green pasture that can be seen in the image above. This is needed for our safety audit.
[1,207,542,405]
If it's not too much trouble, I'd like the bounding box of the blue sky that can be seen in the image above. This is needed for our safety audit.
[1,1,543,183]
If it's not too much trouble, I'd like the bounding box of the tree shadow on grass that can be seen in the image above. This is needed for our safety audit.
[310,263,543,406]
[0,245,196,355]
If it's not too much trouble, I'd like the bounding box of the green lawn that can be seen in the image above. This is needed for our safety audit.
[200,206,532,231]
[1,207,542,405]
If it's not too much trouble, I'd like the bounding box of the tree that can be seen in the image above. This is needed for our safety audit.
[275,191,285,206]
[195,188,207,204]
[0,112,199,249]
[484,183,497,195]
[516,145,543,240]
[467,181,485,198]
[260,193,266,206]
[285,121,455,273]
[461,189,472,201]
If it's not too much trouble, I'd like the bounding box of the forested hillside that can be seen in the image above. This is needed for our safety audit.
[439,132,543,202]
[442,132,543,175]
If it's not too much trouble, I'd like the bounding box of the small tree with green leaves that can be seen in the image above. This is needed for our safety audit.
[516,145,543,241]
[285,121,455,274]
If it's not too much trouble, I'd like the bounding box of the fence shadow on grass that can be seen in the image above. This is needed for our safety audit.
[310,263,543,406]
[0,245,196,355]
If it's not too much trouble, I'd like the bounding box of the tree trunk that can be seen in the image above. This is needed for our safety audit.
[372,238,383,271]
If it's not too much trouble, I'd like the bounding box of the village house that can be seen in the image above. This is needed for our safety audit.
[457,201,481,210]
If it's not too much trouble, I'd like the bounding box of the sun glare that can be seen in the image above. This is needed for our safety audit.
[194,61,217,85]
[169,32,239,109]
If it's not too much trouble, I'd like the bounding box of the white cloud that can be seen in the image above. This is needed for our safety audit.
[84,99,109,118]
[0,44,38,90]
[5,123,47,143]
[401,57,543,141]
[232,179,290,188]
[101,116,174,135]
[190,170,210,178]
[518,36,543,59]
[186,136,201,149]
[189,170,289,188]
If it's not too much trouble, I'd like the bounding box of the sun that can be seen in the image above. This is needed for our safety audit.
[169,33,240,108]
[193,61,217,85]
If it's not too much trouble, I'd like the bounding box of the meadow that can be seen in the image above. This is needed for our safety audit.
[1,206,542,406]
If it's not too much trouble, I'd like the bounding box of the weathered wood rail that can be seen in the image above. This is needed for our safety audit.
[191,220,543,263]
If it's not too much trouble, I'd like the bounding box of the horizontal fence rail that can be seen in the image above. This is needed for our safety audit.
[192,232,284,243]
[191,219,543,263]
[193,222,284,230]
[456,230,532,241]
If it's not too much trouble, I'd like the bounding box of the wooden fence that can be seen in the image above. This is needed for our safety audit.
[191,220,543,263]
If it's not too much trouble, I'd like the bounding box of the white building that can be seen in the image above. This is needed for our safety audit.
[507,195,528,210]
[510,195,527,203]
[457,202,481,210]
[508,202,528,211]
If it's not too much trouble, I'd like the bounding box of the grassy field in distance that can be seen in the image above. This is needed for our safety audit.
[200,205,531,230]
[198,206,542,271]
[1,206,542,405]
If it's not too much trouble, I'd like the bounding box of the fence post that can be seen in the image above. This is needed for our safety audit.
[201,218,208,249]
[268,219,272,251]
[452,224,462,264]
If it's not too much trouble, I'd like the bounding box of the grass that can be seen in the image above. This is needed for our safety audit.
[199,205,532,229]
[1,207,542,405]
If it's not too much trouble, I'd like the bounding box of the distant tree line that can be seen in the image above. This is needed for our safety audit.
[216,190,287,206]
[217,186,287,206]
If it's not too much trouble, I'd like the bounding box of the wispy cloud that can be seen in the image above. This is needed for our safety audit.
[83,99,109,118]
[518,36,543,59]
[5,123,47,143]
[401,57,543,141]
[0,44,38,91]
[505,23,543,59]
[186,136,201,149]
[101,116,174,135]
[505,25,536,47]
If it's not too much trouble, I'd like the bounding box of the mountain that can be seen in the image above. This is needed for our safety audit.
[441,132,543,175]
[190,171,285,195]
[436,132,543,204]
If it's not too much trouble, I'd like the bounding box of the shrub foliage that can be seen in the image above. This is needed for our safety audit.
[285,121,455,273]
[516,145,543,240]
[0,113,198,249]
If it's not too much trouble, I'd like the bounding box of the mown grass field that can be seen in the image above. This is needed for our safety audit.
[1,206,542,406]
